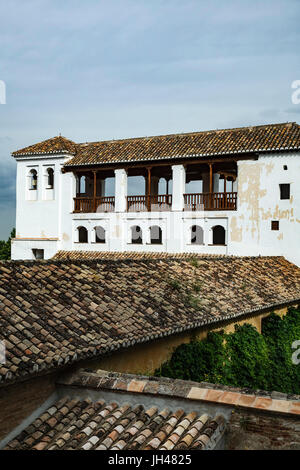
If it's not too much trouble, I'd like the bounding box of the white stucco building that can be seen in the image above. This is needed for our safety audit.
[11,122,300,267]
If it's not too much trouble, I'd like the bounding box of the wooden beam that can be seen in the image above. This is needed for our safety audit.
[209,163,213,210]
[93,170,97,212]
[93,171,97,198]
[217,170,237,179]
[63,153,258,173]
[147,167,152,211]
[209,163,213,193]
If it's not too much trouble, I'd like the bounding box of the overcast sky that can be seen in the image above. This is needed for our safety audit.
[0,0,299,239]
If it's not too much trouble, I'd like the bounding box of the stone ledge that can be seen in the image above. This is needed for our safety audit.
[58,369,300,418]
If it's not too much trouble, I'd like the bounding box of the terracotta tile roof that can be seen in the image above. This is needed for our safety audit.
[5,370,227,450]
[53,250,228,260]
[0,256,299,385]
[5,368,300,450]
[5,398,225,450]
[12,122,300,165]
[12,136,77,157]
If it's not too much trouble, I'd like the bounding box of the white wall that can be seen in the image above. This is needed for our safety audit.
[11,152,300,267]
[70,211,229,255]
[228,153,300,266]
[11,153,74,260]
[12,239,58,260]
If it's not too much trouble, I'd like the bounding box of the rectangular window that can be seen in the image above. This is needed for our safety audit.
[32,249,44,260]
[280,184,290,200]
[271,221,279,231]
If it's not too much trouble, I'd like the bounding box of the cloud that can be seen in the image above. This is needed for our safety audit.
[284,106,300,115]
[0,163,15,206]
[0,0,299,238]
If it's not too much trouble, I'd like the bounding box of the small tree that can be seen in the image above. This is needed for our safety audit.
[0,228,15,260]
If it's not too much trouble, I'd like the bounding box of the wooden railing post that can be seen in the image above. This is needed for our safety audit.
[146,167,152,212]
[93,170,97,212]
[209,163,213,210]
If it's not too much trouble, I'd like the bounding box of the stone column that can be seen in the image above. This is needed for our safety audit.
[145,224,151,244]
[74,226,79,243]
[91,227,96,243]
[114,169,127,212]
[171,165,185,211]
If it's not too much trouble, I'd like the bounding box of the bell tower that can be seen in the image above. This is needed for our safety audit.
[11,136,76,260]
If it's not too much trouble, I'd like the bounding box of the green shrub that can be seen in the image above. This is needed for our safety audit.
[262,308,300,393]
[155,308,300,394]
[224,324,270,389]
[156,331,227,384]
[167,279,181,290]
[0,228,15,260]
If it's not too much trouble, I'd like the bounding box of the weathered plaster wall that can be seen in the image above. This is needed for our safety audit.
[229,153,300,266]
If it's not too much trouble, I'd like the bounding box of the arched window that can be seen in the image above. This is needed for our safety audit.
[95,226,105,243]
[29,169,38,190]
[150,226,162,244]
[78,226,88,243]
[46,168,54,189]
[212,225,225,245]
[191,225,204,245]
[131,225,142,244]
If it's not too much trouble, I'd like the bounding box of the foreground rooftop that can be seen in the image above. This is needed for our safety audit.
[0,256,299,385]
[4,369,300,450]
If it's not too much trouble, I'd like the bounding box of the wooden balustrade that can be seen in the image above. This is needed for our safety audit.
[74,193,237,213]
[74,196,115,213]
[184,192,237,211]
[94,197,115,212]
[126,195,172,212]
